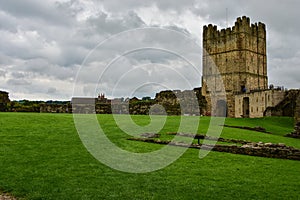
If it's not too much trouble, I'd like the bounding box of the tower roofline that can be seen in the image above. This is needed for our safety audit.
[203,16,266,40]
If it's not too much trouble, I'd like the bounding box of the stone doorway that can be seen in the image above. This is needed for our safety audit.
[243,97,250,118]
[216,100,227,117]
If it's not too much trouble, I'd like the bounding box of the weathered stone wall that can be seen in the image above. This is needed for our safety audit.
[264,89,300,117]
[290,93,300,137]
[71,88,206,115]
[130,137,300,161]
[0,91,10,111]
[202,16,268,117]
[40,103,72,113]
[295,94,300,124]
[235,89,285,118]
[155,88,206,115]
[204,143,300,160]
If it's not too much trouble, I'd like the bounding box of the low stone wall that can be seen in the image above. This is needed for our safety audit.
[129,137,300,161]
[166,132,251,144]
[207,142,300,160]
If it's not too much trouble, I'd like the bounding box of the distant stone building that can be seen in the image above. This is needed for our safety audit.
[202,16,286,118]
[0,91,10,111]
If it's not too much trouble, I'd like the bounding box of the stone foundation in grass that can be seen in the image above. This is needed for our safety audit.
[286,122,300,139]
[166,132,251,144]
[222,125,271,134]
[129,137,300,161]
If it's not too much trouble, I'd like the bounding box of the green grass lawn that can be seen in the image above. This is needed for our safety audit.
[0,113,299,199]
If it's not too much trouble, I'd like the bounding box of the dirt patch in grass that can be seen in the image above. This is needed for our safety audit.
[0,193,17,200]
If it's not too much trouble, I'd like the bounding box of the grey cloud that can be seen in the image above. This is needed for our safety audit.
[11,72,25,79]
[98,0,197,14]
[47,87,57,94]
[86,11,145,35]
[0,53,13,65]
[7,79,31,86]
[163,25,191,35]
[0,0,72,26]
[5,58,77,83]
[0,69,6,77]
[21,59,77,81]
[0,10,18,32]
[268,53,300,88]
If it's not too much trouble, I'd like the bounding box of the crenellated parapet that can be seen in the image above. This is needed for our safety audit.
[203,16,266,42]
[203,16,266,56]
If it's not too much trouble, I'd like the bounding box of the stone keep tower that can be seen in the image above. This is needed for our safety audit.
[202,16,268,117]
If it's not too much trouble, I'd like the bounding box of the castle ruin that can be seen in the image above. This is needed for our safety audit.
[1,16,298,119]
[0,91,10,111]
[202,16,285,118]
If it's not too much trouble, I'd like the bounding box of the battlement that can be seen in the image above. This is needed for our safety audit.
[203,16,266,40]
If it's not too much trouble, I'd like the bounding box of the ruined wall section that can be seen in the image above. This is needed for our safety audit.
[0,91,10,111]
[235,89,285,118]
[295,94,300,125]
[155,88,206,115]
[264,89,300,117]
[287,93,300,138]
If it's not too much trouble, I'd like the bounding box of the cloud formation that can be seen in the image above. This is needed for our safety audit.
[0,0,299,100]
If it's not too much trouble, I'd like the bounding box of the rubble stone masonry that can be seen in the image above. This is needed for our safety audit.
[202,16,268,117]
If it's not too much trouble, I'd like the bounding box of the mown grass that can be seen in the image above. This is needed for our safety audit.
[0,113,299,199]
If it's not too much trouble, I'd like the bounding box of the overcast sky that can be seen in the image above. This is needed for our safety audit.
[0,0,299,100]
